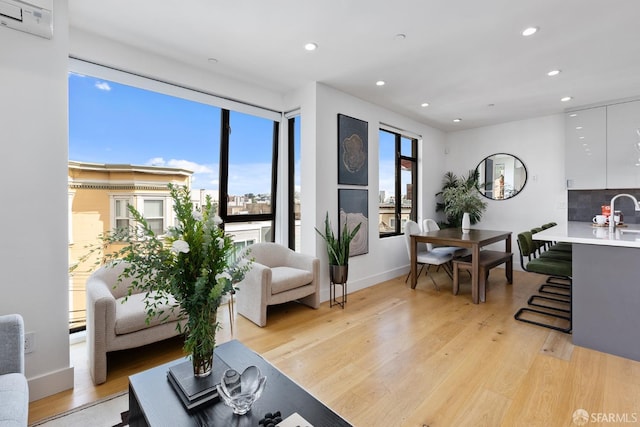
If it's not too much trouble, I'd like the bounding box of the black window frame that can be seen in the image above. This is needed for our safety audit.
[287,117,296,250]
[218,109,279,238]
[379,129,418,237]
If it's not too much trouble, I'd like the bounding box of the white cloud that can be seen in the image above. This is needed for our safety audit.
[166,159,213,174]
[95,81,111,91]
[147,157,166,166]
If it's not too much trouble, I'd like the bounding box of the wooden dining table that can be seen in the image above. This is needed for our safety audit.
[410,228,512,292]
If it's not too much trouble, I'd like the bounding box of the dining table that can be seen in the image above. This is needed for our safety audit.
[410,228,512,293]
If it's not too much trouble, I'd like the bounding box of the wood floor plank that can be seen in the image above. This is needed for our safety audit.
[28,269,640,426]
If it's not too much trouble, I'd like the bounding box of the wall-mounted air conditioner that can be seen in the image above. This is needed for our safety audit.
[0,0,52,39]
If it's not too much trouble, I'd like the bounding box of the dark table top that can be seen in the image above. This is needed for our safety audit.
[411,228,512,246]
[129,339,352,427]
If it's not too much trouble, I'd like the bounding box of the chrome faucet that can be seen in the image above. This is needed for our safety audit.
[609,193,640,232]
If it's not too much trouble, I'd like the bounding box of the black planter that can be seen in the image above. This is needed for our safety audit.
[330,264,348,284]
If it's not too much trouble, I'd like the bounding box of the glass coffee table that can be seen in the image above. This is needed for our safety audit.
[129,339,352,426]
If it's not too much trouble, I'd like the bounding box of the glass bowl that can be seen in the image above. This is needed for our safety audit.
[216,366,266,415]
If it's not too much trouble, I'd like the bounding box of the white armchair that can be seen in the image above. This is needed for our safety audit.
[236,243,320,327]
[86,261,185,385]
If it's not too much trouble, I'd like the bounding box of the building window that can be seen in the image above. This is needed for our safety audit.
[143,199,165,235]
[112,196,167,236]
[379,128,417,237]
[114,197,131,232]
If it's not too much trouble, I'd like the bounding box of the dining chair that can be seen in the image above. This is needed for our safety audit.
[422,218,471,258]
[404,220,454,290]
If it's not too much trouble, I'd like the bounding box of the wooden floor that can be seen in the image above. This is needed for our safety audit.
[29,269,640,426]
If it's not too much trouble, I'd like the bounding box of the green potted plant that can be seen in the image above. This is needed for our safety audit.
[436,170,487,229]
[82,184,251,377]
[315,212,361,284]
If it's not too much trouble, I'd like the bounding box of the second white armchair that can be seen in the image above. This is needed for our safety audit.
[236,243,320,327]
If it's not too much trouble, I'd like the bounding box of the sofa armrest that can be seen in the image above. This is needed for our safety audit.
[86,274,118,384]
[0,314,25,376]
[86,275,118,336]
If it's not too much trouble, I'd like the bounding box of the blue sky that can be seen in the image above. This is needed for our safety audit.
[69,72,400,199]
[68,72,278,195]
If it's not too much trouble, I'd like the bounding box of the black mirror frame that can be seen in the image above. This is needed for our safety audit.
[475,153,528,201]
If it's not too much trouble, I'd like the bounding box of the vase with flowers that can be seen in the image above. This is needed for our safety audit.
[95,183,251,377]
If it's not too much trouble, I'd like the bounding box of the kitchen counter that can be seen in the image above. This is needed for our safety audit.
[533,221,640,362]
[533,221,640,248]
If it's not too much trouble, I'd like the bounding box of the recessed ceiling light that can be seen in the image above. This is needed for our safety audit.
[376,80,386,86]
[453,118,462,123]
[304,42,318,51]
[579,136,585,139]
[395,33,406,40]
[488,103,495,107]
[421,102,429,107]
[576,126,583,130]
[207,58,218,63]
[522,27,538,37]
[547,69,561,76]
[561,96,573,102]
[569,113,578,117]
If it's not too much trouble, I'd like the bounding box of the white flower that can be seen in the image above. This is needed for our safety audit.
[216,237,225,249]
[170,239,190,254]
[213,215,223,225]
[192,210,203,221]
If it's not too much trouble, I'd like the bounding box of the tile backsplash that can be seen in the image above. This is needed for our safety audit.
[568,189,640,224]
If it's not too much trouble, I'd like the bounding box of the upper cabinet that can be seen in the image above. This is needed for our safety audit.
[566,99,640,189]
[606,100,640,188]
[565,106,607,189]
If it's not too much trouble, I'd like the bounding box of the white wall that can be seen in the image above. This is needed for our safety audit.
[445,114,568,267]
[312,83,447,297]
[0,1,74,400]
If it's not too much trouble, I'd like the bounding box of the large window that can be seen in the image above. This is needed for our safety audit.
[379,129,417,237]
[288,115,301,251]
[220,109,278,244]
[68,61,281,331]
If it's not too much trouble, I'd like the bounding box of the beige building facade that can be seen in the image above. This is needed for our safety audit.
[67,161,193,331]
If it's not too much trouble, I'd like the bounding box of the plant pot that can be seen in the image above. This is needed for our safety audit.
[330,264,348,284]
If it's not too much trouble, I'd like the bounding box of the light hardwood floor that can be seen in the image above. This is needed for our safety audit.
[29,269,640,426]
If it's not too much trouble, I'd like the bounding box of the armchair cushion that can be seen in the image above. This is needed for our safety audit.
[270,267,314,294]
[114,292,181,335]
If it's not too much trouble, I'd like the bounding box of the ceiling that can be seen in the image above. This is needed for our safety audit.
[67,0,640,132]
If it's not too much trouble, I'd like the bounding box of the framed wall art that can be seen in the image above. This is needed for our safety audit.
[337,114,368,186]
[338,189,368,257]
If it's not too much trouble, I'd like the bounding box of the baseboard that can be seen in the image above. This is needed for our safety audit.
[319,266,406,302]
[28,365,74,402]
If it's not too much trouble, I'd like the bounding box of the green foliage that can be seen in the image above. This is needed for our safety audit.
[315,212,362,266]
[435,170,487,228]
[80,184,251,363]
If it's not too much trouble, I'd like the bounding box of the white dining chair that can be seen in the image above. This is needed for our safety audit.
[404,220,453,290]
[423,218,471,259]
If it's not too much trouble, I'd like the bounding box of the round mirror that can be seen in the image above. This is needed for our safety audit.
[476,153,527,200]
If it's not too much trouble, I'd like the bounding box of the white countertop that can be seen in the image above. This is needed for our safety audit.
[534,221,640,249]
